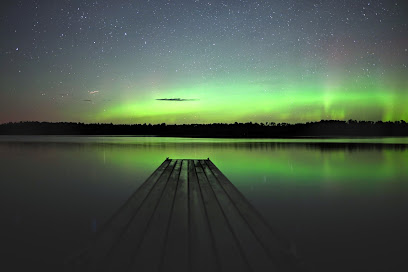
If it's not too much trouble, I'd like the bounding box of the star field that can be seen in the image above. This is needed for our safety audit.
[0,0,407,123]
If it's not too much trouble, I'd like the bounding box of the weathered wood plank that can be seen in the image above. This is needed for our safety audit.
[200,160,277,272]
[98,159,177,271]
[129,159,182,271]
[194,160,249,272]
[205,160,296,271]
[75,158,303,272]
[188,160,219,272]
[84,159,171,271]
[160,159,189,272]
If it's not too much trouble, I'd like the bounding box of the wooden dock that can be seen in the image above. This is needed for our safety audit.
[72,159,303,272]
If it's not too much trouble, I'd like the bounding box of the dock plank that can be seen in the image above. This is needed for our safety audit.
[200,160,277,272]
[99,159,177,271]
[160,159,189,272]
[84,159,171,271]
[205,160,298,271]
[194,160,249,272]
[74,158,302,272]
[129,159,182,271]
[188,160,219,272]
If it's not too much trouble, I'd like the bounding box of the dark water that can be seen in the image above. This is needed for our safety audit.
[0,136,407,271]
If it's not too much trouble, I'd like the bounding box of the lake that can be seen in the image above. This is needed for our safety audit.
[1,136,407,271]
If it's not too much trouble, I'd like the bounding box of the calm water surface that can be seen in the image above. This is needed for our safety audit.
[1,136,407,271]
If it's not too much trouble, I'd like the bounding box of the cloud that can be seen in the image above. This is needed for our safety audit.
[156,98,198,101]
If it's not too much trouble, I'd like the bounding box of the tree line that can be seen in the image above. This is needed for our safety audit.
[0,120,407,137]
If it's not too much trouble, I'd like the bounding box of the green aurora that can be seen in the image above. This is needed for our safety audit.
[0,1,407,124]
[86,72,408,124]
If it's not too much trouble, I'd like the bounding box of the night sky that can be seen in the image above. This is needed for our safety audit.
[1,0,407,124]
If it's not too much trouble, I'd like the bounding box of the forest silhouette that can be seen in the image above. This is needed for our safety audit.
[1,120,407,137]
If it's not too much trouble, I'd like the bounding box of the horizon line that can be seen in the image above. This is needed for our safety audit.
[1,119,407,126]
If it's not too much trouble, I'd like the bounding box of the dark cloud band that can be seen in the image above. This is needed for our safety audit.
[156,98,198,101]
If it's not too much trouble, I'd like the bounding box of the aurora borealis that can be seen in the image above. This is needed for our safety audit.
[1,0,407,124]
